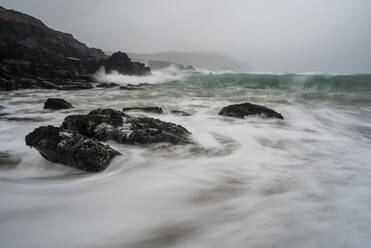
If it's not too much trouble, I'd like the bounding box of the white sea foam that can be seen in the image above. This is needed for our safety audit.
[0,71,370,248]
[93,66,188,85]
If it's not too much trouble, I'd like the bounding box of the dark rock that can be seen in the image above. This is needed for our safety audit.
[88,108,128,117]
[0,75,94,91]
[0,6,151,91]
[137,82,151,86]
[119,85,145,90]
[0,116,47,122]
[86,51,151,76]
[61,109,191,145]
[78,74,93,81]
[122,107,163,114]
[0,6,105,65]
[61,113,123,140]
[0,151,21,167]
[185,65,196,71]
[25,125,120,172]
[103,51,151,75]
[96,82,119,88]
[56,82,93,90]
[44,98,73,110]
[219,102,284,119]
[122,116,191,144]
[171,110,192,116]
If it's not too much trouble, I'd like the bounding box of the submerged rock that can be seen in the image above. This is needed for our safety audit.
[0,116,47,122]
[219,103,284,119]
[25,125,120,172]
[119,85,145,90]
[0,152,21,167]
[122,107,163,114]
[171,110,192,116]
[61,108,191,144]
[119,83,152,91]
[44,98,73,110]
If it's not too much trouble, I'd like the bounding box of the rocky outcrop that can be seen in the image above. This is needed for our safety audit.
[171,110,192,116]
[86,52,150,76]
[219,103,284,119]
[0,77,94,91]
[184,65,196,71]
[0,6,151,91]
[61,108,191,145]
[122,107,163,114]
[25,108,192,171]
[25,125,120,172]
[0,6,104,65]
[44,98,73,110]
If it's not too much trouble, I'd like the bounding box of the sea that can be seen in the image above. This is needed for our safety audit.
[1,67,371,248]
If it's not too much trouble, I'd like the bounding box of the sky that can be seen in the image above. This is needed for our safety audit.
[2,0,371,73]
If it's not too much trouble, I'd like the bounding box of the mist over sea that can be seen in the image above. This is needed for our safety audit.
[1,68,371,248]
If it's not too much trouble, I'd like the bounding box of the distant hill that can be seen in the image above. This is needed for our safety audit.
[126,51,250,71]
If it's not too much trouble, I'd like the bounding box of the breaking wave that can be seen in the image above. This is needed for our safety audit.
[179,72,371,93]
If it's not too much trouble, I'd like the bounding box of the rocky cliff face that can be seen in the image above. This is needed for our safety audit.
[0,6,105,64]
[0,5,150,90]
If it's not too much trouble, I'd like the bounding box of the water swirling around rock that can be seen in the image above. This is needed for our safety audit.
[0,69,371,248]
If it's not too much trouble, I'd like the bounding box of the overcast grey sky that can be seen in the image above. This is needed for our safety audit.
[2,0,371,73]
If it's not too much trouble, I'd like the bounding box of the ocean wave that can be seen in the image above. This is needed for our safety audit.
[177,72,371,93]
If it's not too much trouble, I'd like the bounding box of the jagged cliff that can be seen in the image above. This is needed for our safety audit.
[0,5,150,90]
[0,6,105,63]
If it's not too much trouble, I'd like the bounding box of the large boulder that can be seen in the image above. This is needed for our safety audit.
[61,110,124,140]
[122,116,191,144]
[61,108,191,145]
[25,125,120,172]
[219,102,284,119]
[44,98,73,110]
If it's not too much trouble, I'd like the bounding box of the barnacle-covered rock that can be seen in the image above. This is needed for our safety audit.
[25,125,120,172]
[61,108,191,145]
